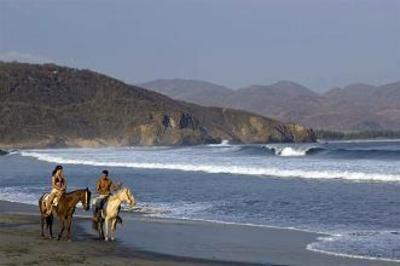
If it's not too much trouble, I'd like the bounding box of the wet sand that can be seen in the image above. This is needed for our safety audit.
[0,201,262,266]
[107,215,400,266]
[1,200,399,266]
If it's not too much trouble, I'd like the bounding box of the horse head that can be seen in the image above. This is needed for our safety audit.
[120,187,136,208]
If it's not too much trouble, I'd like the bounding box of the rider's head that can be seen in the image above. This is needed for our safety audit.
[52,165,63,176]
[102,170,109,177]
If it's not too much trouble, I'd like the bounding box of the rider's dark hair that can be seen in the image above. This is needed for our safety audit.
[102,170,109,176]
[52,165,63,176]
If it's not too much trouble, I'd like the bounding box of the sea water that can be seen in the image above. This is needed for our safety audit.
[1,140,400,261]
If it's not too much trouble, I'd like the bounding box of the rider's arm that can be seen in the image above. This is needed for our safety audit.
[62,176,66,190]
[96,179,101,193]
[51,175,57,189]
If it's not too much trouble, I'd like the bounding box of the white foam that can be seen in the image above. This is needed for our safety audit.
[131,201,214,218]
[307,231,400,263]
[277,147,307,156]
[207,139,231,147]
[264,145,318,157]
[307,242,400,263]
[0,187,38,205]
[19,151,400,182]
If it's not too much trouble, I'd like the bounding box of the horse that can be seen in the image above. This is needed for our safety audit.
[93,187,135,241]
[38,188,91,241]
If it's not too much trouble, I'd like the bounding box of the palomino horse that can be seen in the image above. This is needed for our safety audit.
[93,187,135,241]
[38,188,91,241]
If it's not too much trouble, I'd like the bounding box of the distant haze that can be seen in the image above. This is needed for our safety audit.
[1,0,399,92]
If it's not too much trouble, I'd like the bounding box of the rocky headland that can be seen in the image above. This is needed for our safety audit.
[0,62,315,148]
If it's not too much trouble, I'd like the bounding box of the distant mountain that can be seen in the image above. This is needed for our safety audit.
[141,79,400,131]
[0,62,315,148]
[141,79,233,107]
[224,81,322,126]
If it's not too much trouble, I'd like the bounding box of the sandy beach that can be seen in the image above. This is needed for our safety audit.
[0,200,399,266]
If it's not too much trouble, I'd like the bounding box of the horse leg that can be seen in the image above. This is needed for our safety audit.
[104,218,110,241]
[99,219,104,240]
[48,215,54,238]
[58,218,65,240]
[110,218,117,241]
[66,216,73,241]
[98,221,102,240]
[40,215,46,238]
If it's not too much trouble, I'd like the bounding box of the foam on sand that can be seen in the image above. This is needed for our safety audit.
[307,231,400,263]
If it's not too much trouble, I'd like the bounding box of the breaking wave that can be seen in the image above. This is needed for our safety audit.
[263,146,324,157]
[207,139,231,147]
[18,151,400,182]
[243,145,400,159]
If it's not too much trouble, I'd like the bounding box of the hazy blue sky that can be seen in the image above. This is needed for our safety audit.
[1,0,399,91]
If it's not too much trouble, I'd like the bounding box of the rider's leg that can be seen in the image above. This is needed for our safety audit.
[92,197,99,219]
[45,191,56,216]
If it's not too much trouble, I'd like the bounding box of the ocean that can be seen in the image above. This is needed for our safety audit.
[1,140,400,262]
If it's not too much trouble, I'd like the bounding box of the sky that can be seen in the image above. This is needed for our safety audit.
[0,0,399,92]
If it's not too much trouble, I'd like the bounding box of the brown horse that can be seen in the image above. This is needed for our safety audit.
[39,188,91,241]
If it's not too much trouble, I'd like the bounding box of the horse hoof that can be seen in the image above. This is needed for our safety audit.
[111,237,115,241]
[105,238,109,242]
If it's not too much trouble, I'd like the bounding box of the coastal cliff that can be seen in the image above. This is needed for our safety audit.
[0,62,315,148]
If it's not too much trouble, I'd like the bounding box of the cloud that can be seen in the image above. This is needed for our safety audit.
[0,51,54,64]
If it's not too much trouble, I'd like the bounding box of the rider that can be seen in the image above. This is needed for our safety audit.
[45,165,66,216]
[93,170,116,220]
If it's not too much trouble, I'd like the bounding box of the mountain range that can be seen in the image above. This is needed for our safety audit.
[141,79,400,131]
[0,62,315,148]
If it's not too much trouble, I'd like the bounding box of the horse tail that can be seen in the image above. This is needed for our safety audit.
[38,194,45,214]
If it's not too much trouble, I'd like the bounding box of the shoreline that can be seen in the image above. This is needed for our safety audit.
[1,201,399,265]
